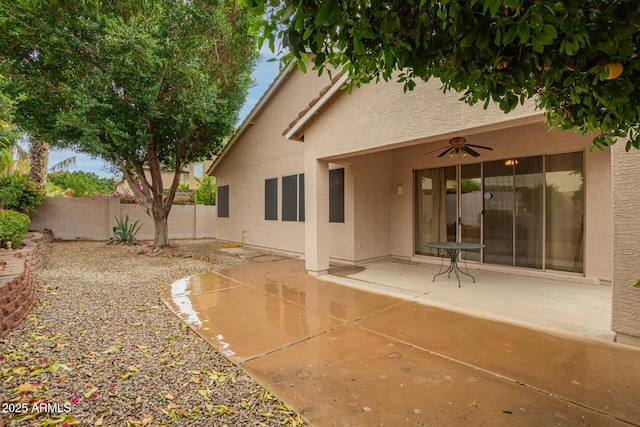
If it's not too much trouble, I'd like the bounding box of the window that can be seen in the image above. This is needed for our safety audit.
[329,168,345,223]
[281,174,305,222]
[217,185,229,217]
[265,178,278,220]
[298,174,305,222]
[193,162,203,179]
[282,175,298,221]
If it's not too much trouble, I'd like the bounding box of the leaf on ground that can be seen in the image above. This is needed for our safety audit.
[102,345,123,354]
[197,388,210,401]
[503,409,513,414]
[84,387,99,398]
[18,382,35,393]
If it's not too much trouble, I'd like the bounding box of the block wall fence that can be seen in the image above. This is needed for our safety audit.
[28,197,216,241]
[0,231,53,338]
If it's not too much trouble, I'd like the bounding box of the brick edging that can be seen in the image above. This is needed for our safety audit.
[0,230,53,338]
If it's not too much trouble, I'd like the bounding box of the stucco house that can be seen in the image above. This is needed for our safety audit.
[209,62,640,346]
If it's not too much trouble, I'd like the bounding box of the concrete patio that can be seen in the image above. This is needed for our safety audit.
[162,258,639,426]
[327,259,614,342]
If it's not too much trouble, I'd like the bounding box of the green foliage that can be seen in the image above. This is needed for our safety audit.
[0,75,19,151]
[246,0,640,150]
[43,181,72,198]
[48,171,115,197]
[108,215,143,245]
[0,0,258,248]
[178,182,190,190]
[0,208,30,248]
[0,172,45,214]
[194,175,216,205]
[461,179,481,194]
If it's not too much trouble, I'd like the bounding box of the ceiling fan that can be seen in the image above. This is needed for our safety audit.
[426,137,493,158]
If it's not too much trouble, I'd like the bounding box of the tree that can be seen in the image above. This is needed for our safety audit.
[48,171,116,197]
[244,0,640,150]
[0,0,258,248]
[28,138,48,188]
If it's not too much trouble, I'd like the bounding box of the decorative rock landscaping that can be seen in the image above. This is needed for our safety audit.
[0,239,304,426]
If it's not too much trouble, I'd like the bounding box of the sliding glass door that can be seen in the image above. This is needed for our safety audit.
[545,153,584,273]
[414,166,456,255]
[460,164,482,262]
[414,151,584,273]
[483,160,514,265]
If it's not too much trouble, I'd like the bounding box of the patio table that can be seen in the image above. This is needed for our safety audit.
[425,242,484,287]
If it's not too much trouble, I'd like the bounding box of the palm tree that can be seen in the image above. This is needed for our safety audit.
[28,138,48,186]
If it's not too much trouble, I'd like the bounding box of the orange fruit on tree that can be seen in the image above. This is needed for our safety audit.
[605,62,623,79]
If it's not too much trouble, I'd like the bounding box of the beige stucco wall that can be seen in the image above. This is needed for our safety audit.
[343,151,393,263]
[213,68,613,284]
[296,74,612,282]
[611,143,640,344]
[29,197,215,241]
[212,69,337,255]
[298,76,541,161]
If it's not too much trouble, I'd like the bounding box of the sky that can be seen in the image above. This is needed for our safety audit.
[46,48,281,178]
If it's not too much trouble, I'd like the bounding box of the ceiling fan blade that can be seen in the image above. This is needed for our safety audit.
[467,144,493,151]
[424,146,447,155]
[463,146,481,157]
[437,147,454,158]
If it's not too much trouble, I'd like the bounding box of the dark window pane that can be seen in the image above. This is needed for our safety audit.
[329,168,344,223]
[299,173,305,222]
[265,178,278,220]
[282,175,298,221]
[217,185,229,217]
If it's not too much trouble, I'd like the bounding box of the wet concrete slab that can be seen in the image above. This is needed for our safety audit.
[245,325,629,426]
[162,259,640,426]
[357,302,640,424]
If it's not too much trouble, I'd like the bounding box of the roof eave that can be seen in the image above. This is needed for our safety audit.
[284,73,349,142]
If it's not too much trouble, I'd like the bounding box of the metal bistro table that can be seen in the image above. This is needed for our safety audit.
[425,242,484,287]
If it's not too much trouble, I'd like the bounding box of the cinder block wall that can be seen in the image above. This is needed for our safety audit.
[29,198,215,241]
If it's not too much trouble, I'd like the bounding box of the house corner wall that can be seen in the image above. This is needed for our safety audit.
[352,151,392,263]
[611,143,640,345]
[584,148,613,283]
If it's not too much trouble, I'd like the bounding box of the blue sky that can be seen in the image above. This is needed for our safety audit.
[47,48,281,178]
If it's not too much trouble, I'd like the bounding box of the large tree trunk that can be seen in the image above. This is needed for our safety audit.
[29,139,48,187]
[151,202,170,249]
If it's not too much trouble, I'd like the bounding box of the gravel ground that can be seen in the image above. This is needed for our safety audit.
[1,240,305,426]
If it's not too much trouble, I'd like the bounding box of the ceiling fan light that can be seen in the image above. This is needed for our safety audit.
[449,136,466,148]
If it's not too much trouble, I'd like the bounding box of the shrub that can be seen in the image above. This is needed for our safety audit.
[173,193,195,205]
[107,215,142,245]
[0,209,30,248]
[43,181,73,198]
[194,175,215,205]
[118,193,139,204]
[48,171,116,197]
[0,172,45,214]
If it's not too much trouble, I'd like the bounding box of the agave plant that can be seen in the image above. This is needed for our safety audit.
[107,215,142,245]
